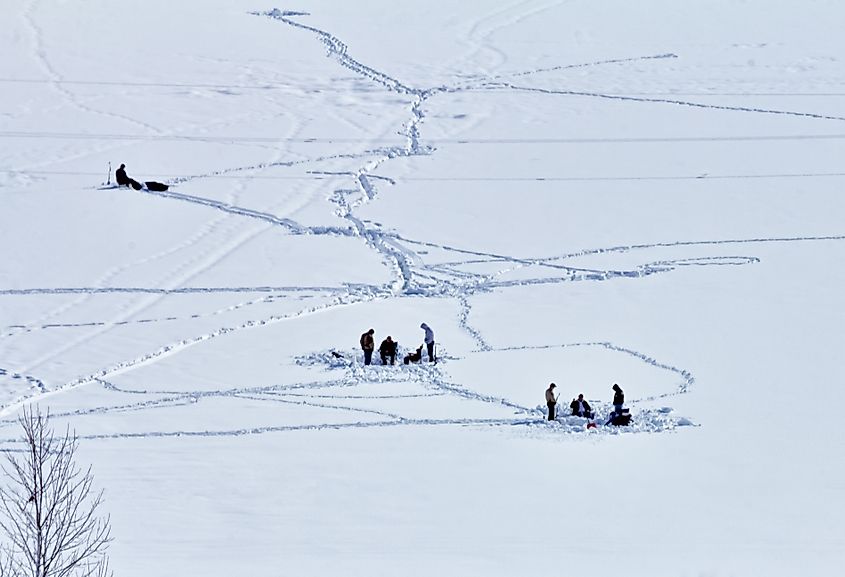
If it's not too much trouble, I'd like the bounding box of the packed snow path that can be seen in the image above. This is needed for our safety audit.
[3,6,845,441]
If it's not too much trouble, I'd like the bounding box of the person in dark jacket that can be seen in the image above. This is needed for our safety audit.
[115,164,130,186]
[612,383,624,413]
[379,336,397,365]
[115,163,142,190]
[605,383,628,425]
[569,393,593,418]
[360,328,375,365]
[545,383,557,421]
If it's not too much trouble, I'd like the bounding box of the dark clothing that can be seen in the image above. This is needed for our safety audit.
[606,386,626,424]
[608,412,632,426]
[115,166,129,186]
[613,390,624,406]
[360,331,374,365]
[145,181,169,192]
[404,346,423,364]
[546,386,557,421]
[421,323,435,362]
[570,399,593,418]
[379,339,397,365]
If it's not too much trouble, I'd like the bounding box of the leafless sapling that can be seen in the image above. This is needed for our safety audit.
[0,406,112,577]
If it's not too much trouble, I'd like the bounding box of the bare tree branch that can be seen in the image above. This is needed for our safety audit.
[0,406,113,577]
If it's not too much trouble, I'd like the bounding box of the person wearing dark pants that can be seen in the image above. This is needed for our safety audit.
[379,336,397,365]
[545,383,557,421]
[570,393,593,419]
[611,383,624,413]
[360,328,375,365]
[115,163,129,186]
[420,322,435,362]
[605,383,626,425]
[115,163,142,189]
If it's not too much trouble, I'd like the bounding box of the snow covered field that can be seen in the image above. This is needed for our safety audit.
[2,1,844,575]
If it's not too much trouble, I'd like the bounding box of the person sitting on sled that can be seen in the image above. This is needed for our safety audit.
[114,163,143,190]
[115,163,130,186]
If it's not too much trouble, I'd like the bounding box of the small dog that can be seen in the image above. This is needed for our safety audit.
[404,345,423,365]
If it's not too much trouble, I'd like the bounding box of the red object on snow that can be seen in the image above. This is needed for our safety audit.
[586,422,597,429]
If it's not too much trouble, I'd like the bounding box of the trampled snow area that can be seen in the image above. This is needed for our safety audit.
[2,0,844,574]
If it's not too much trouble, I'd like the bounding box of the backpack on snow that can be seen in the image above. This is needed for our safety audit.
[145,181,169,192]
[610,413,632,426]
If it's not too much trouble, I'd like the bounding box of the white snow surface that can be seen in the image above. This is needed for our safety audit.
[2,1,845,575]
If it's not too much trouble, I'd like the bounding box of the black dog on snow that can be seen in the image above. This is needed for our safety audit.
[403,345,424,365]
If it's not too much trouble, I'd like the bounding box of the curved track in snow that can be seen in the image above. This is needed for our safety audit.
[3,6,845,441]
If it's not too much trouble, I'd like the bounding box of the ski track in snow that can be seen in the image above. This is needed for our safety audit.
[487,83,845,122]
[5,7,845,439]
[490,342,695,397]
[0,338,693,441]
[0,292,301,338]
[494,53,679,81]
[21,0,164,136]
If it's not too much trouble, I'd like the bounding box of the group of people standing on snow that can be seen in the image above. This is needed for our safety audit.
[360,323,436,366]
[357,327,630,426]
[545,382,631,426]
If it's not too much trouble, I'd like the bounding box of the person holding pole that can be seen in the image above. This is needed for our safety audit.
[545,383,558,421]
